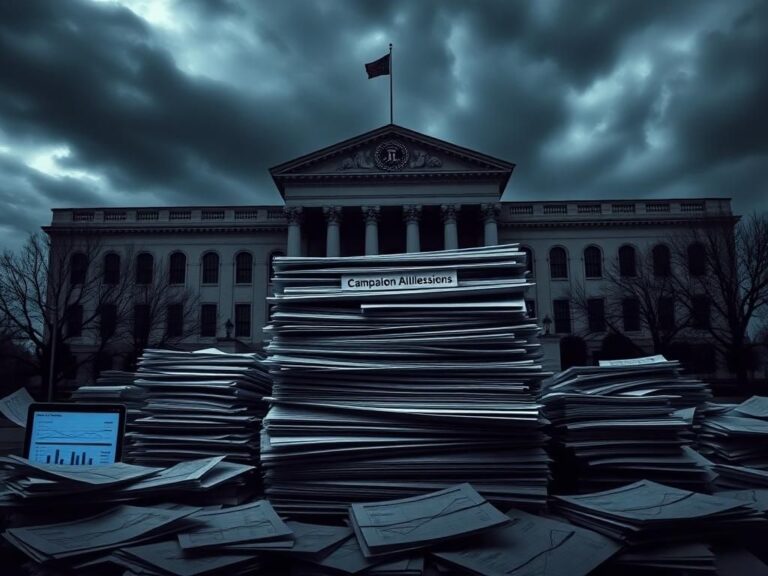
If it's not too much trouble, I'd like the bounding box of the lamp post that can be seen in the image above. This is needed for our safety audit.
[542,315,552,336]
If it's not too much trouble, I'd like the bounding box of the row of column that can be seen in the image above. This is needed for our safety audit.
[284,204,500,257]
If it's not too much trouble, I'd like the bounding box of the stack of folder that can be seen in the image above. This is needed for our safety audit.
[552,479,765,545]
[0,455,255,508]
[541,356,714,492]
[127,348,271,468]
[71,370,147,421]
[542,356,711,408]
[261,245,551,519]
[697,396,768,488]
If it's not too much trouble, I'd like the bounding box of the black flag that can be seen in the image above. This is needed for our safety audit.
[365,54,390,79]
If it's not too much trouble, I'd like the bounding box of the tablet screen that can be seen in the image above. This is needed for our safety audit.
[26,407,123,465]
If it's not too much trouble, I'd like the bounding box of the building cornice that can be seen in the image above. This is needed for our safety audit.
[43,225,287,235]
[498,216,738,229]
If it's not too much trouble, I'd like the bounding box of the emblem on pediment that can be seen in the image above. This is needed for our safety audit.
[409,149,443,169]
[374,140,409,171]
[336,140,443,172]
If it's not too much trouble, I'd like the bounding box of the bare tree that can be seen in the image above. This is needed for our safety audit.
[121,254,200,371]
[670,212,768,383]
[570,249,690,356]
[0,233,137,397]
[0,234,199,396]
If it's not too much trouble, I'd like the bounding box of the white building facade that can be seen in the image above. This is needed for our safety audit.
[46,125,735,377]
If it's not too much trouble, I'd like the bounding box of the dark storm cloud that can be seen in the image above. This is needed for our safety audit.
[0,0,766,250]
[670,1,768,168]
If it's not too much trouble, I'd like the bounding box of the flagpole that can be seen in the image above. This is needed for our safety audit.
[389,43,393,124]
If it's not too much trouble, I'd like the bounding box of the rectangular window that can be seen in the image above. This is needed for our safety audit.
[584,248,602,278]
[553,299,571,334]
[235,304,251,338]
[623,298,641,331]
[692,295,711,329]
[169,254,186,284]
[524,299,536,318]
[104,254,120,285]
[202,254,219,284]
[166,303,184,338]
[235,253,253,284]
[66,304,83,337]
[136,254,154,285]
[587,298,606,332]
[658,297,675,331]
[100,303,117,340]
[200,304,217,337]
[134,304,150,342]
[70,254,87,285]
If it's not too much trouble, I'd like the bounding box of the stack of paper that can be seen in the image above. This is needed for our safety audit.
[128,348,271,468]
[349,484,509,558]
[608,542,717,575]
[0,455,255,507]
[105,539,262,576]
[698,396,768,487]
[261,245,551,518]
[70,370,147,420]
[543,355,712,408]
[541,356,714,492]
[552,480,765,546]
[432,507,621,576]
[2,504,200,565]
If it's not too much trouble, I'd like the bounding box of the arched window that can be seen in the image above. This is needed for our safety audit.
[520,246,534,277]
[136,253,153,284]
[688,242,706,277]
[202,252,219,284]
[70,253,88,285]
[583,246,602,278]
[652,244,671,277]
[169,252,186,285]
[103,253,120,285]
[235,252,253,284]
[618,245,637,277]
[549,247,568,279]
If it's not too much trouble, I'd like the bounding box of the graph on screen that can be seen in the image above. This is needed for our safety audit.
[28,411,120,465]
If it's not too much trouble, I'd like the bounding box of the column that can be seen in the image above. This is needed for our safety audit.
[441,204,459,250]
[403,205,422,253]
[480,203,500,246]
[284,207,303,257]
[362,206,380,255]
[323,206,342,257]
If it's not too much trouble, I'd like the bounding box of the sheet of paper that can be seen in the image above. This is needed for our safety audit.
[350,483,509,557]
[177,500,292,549]
[0,387,34,427]
[434,508,621,576]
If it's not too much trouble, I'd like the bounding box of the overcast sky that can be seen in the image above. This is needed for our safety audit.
[1,0,766,251]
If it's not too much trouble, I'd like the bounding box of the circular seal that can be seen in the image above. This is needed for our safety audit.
[374,140,409,171]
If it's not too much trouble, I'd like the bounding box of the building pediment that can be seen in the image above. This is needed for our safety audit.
[270,124,515,198]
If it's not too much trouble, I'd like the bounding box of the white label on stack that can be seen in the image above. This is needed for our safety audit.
[598,354,668,367]
[342,269,458,291]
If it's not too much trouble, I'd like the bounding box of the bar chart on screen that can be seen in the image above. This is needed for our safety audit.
[27,411,121,465]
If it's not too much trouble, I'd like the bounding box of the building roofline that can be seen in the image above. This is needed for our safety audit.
[50,196,732,213]
[50,204,284,213]
[268,123,516,174]
[503,197,733,204]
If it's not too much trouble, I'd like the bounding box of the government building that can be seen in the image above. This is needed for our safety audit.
[45,124,735,378]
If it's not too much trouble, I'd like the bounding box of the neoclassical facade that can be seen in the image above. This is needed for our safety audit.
[46,124,735,376]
